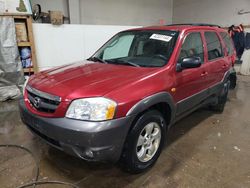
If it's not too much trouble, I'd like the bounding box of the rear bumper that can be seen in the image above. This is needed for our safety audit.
[19,99,135,162]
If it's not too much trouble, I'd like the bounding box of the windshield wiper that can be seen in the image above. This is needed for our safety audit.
[109,59,140,67]
[87,57,108,64]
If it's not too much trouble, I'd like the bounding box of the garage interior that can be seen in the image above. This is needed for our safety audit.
[0,0,250,188]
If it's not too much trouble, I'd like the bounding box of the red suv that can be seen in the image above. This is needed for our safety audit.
[19,24,236,173]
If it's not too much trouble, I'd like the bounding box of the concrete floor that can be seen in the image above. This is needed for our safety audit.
[0,75,250,188]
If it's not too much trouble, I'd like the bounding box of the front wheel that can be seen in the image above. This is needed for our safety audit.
[121,110,166,173]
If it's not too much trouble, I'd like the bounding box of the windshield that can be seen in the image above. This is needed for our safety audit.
[92,30,179,67]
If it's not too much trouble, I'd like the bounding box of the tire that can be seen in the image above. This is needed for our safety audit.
[210,80,230,113]
[121,110,166,173]
[229,74,236,89]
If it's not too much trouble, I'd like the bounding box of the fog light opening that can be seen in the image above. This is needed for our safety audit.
[73,147,94,160]
[85,149,94,158]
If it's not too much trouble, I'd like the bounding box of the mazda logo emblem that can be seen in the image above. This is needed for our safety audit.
[33,97,41,108]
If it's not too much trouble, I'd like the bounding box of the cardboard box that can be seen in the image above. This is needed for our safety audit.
[15,22,28,42]
[50,11,63,25]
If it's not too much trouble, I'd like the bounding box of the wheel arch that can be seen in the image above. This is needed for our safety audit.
[126,92,176,129]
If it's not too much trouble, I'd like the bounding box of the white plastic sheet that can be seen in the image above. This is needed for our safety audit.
[0,17,24,101]
[240,49,250,75]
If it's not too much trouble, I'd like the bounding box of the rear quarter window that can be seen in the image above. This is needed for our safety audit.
[204,32,224,60]
[220,32,234,56]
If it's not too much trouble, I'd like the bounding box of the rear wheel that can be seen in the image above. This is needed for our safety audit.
[210,80,230,113]
[229,74,236,89]
[121,110,166,173]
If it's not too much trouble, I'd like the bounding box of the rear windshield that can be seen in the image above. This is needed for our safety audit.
[93,30,179,67]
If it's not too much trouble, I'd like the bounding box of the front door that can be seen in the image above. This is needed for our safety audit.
[173,31,208,116]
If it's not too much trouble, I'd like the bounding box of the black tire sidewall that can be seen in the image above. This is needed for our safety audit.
[219,80,230,104]
[229,75,236,89]
[210,80,230,112]
[123,110,166,173]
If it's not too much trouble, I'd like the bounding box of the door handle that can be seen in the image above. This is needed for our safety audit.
[201,72,208,76]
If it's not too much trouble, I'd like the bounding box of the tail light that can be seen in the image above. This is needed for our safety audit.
[231,56,236,66]
[231,50,237,66]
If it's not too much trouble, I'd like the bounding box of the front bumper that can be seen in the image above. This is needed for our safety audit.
[19,99,135,162]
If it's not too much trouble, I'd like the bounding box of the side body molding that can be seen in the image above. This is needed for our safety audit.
[126,92,176,126]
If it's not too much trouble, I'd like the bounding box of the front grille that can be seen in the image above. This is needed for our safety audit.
[26,85,61,113]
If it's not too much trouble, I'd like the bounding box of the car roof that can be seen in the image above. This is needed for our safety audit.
[127,24,227,33]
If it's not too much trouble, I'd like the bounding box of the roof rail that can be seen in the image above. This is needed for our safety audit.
[167,23,221,28]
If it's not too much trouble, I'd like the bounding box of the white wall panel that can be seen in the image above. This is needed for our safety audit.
[32,24,140,71]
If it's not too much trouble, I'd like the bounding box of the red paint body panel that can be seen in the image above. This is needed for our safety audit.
[25,25,235,118]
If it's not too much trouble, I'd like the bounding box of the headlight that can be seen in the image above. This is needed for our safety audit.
[66,97,117,121]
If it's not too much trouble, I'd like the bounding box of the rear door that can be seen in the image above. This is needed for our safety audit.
[204,31,229,86]
[174,31,208,116]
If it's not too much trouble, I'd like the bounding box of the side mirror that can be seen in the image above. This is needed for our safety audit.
[176,57,202,72]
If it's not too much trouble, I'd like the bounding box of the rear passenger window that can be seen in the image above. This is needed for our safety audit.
[178,32,204,63]
[205,32,223,60]
[220,32,234,56]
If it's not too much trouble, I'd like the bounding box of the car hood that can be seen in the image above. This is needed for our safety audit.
[28,61,158,101]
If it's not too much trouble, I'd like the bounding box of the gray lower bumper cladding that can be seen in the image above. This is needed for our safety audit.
[19,99,135,162]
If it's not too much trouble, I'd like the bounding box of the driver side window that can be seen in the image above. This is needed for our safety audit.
[178,32,204,64]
